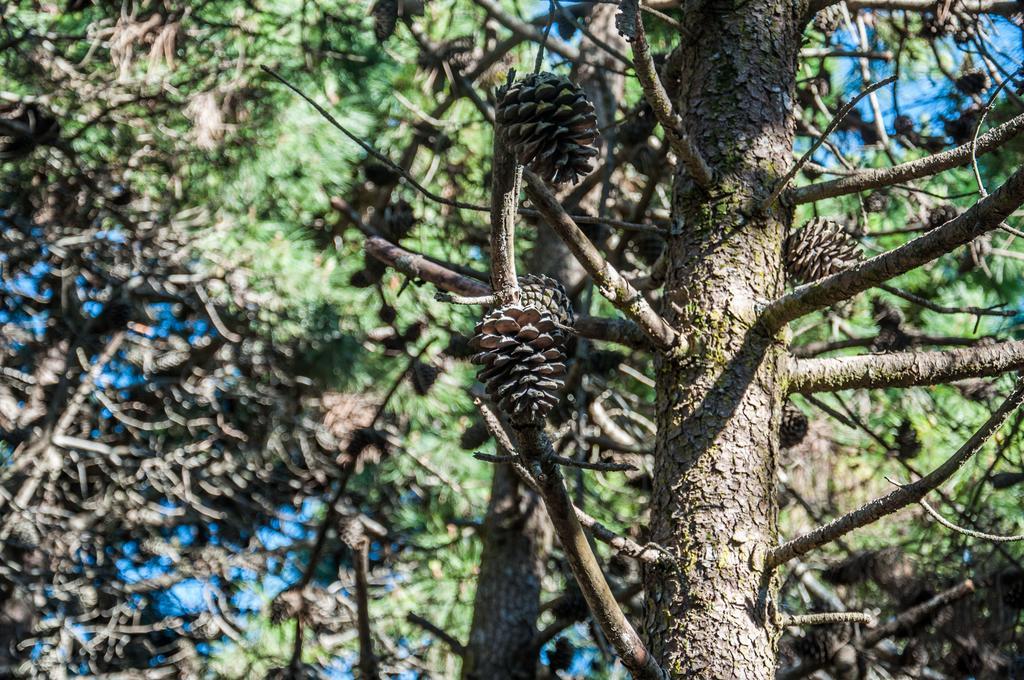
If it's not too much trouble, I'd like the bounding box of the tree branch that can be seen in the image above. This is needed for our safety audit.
[472,0,579,61]
[762,163,1024,328]
[490,119,522,305]
[630,14,713,187]
[514,427,668,680]
[473,397,671,566]
[364,235,650,349]
[522,171,683,355]
[918,498,1024,543]
[767,376,1024,568]
[788,112,1024,205]
[765,76,896,210]
[788,340,1024,393]
[779,612,874,627]
[406,613,466,656]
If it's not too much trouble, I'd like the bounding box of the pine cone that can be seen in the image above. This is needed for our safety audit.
[780,403,808,449]
[784,217,861,284]
[894,115,915,136]
[557,17,577,42]
[347,427,388,456]
[619,102,656,146]
[863,191,890,213]
[945,105,981,146]
[496,72,599,185]
[894,420,920,459]
[549,637,575,673]
[470,304,569,424]
[350,254,386,288]
[518,274,574,326]
[872,298,903,330]
[459,420,490,450]
[410,360,439,395]
[380,199,415,241]
[793,628,840,665]
[630,231,666,266]
[956,69,989,96]
[371,0,398,42]
[440,36,476,72]
[813,4,844,35]
[550,587,589,621]
[928,203,959,229]
[364,161,399,186]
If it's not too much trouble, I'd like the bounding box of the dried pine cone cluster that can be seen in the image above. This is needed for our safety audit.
[496,72,599,185]
[784,217,862,284]
[470,275,573,424]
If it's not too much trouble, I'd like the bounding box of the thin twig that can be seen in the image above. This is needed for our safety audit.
[406,613,466,656]
[764,75,896,210]
[473,451,637,472]
[630,14,713,187]
[919,498,1024,542]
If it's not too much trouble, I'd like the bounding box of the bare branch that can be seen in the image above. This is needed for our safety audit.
[919,498,1024,543]
[473,451,637,472]
[788,340,1024,393]
[406,613,466,656]
[473,398,670,566]
[762,163,1024,328]
[629,14,713,187]
[514,427,668,680]
[365,236,490,297]
[489,119,522,305]
[767,376,1024,568]
[779,612,874,627]
[472,0,579,61]
[859,579,975,647]
[365,235,650,349]
[522,171,684,355]
[765,76,896,210]
[789,112,1024,204]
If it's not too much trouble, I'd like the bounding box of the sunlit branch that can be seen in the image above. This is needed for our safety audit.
[768,376,1024,567]
[788,340,1024,393]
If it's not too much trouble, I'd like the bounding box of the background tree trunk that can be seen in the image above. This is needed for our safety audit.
[644,2,803,676]
[462,463,551,680]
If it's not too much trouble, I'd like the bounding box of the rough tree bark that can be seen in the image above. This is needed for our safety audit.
[462,463,551,680]
[643,2,802,676]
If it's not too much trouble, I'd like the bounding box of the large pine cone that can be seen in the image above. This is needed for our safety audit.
[496,72,599,185]
[518,274,574,326]
[784,217,861,284]
[470,305,569,424]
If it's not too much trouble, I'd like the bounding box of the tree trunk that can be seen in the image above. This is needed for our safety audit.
[644,2,803,676]
[462,463,551,680]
